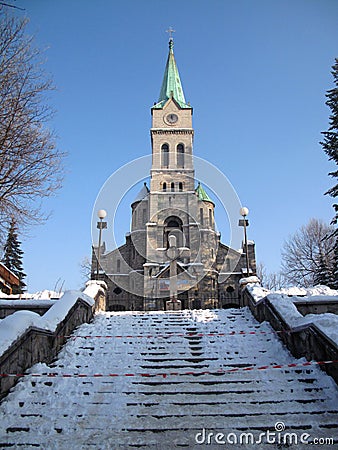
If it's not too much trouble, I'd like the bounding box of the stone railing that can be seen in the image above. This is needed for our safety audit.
[241,285,338,385]
[293,298,338,316]
[0,300,57,319]
[0,281,107,319]
[0,281,106,399]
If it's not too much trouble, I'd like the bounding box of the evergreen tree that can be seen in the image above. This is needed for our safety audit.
[321,58,338,226]
[314,252,335,288]
[2,218,26,294]
[321,58,338,288]
[332,238,338,289]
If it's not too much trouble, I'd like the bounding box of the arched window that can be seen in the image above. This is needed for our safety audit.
[171,182,175,192]
[163,182,167,191]
[161,144,169,168]
[177,144,184,168]
[164,216,184,249]
[167,218,181,228]
[209,209,213,227]
[179,182,183,192]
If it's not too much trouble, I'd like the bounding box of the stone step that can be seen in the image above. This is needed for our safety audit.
[1,307,337,449]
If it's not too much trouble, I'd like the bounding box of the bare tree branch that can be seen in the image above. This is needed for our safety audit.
[0,9,65,240]
[256,261,286,290]
[281,218,335,287]
[79,256,92,282]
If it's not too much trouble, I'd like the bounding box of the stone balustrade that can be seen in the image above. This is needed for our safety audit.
[0,281,106,399]
[241,285,338,385]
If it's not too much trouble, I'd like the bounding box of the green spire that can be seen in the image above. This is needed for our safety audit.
[195,182,214,204]
[153,38,190,109]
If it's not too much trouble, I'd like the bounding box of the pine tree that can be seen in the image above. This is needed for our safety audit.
[321,58,338,288]
[2,218,26,294]
[332,238,338,289]
[314,252,335,288]
[321,58,338,226]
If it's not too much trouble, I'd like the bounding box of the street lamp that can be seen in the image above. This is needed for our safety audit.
[96,209,107,278]
[239,207,250,277]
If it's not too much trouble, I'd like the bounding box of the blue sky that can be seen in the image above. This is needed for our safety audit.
[10,0,338,292]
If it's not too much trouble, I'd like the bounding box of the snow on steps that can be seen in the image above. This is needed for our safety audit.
[0,308,337,449]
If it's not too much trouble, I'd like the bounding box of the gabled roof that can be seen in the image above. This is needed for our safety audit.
[153,38,190,109]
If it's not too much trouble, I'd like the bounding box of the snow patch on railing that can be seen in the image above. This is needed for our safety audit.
[39,290,94,332]
[268,293,338,346]
[0,288,100,358]
[83,280,107,299]
[0,311,41,357]
[244,283,338,348]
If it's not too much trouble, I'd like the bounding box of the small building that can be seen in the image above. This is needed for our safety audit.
[0,262,20,295]
[92,38,256,311]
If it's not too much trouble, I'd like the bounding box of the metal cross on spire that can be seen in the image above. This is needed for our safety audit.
[166,27,176,40]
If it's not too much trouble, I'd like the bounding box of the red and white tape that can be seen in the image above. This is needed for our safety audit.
[59,329,291,340]
[1,359,337,378]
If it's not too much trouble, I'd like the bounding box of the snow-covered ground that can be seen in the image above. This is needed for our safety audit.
[0,308,337,448]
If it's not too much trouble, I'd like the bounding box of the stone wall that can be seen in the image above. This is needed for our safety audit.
[0,301,55,319]
[0,282,106,399]
[294,300,338,316]
[241,287,338,385]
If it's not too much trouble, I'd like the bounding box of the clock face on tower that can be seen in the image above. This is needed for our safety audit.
[165,113,178,125]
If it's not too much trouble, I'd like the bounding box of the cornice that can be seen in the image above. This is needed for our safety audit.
[151,128,194,135]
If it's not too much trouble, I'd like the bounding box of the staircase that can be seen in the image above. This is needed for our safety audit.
[1,307,337,449]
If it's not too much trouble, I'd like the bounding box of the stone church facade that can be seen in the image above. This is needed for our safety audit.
[91,38,256,311]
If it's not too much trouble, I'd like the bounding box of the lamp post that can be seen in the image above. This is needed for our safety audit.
[96,209,107,279]
[239,207,250,277]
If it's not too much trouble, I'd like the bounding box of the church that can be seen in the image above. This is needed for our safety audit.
[91,37,256,311]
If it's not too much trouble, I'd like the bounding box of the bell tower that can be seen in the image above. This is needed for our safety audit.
[150,37,194,192]
[147,37,198,258]
[144,37,218,308]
